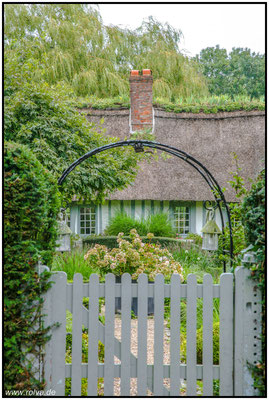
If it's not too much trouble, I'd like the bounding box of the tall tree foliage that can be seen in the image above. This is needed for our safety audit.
[195,45,265,98]
[4,4,208,100]
[4,47,147,206]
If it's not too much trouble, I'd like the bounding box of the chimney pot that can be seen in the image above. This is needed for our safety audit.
[142,69,151,75]
[130,70,139,76]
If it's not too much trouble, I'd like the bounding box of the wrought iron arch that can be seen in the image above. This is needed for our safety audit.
[58,140,233,271]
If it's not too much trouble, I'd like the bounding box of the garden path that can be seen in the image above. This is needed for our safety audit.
[113,316,172,396]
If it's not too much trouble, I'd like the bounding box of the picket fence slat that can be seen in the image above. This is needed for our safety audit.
[203,274,213,396]
[121,273,132,396]
[104,273,115,396]
[153,274,164,395]
[170,273,181,396]
[137,273,148,396]
[71,274,83,396]
[219,273,233,396]
[51,272,67,396]
[186,274,197,396]
[87,274,99,395]
[43,269,261,397]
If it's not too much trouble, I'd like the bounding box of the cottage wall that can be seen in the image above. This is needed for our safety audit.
[69,198,227,236]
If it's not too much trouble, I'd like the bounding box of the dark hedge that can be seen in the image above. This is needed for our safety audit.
[4,141,60,391]
[83,235,182,249]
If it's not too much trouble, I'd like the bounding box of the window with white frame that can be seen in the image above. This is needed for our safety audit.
[174,206,190,235]
[80,207,96,235]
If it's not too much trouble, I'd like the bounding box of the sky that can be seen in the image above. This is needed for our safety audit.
[97,3,265,57]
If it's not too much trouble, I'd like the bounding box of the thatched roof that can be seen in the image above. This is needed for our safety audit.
[81,108,265,202]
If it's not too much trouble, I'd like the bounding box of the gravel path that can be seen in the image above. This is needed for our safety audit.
[113,316,172,396]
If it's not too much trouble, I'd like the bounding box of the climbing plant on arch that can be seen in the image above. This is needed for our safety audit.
[58,140,233,271]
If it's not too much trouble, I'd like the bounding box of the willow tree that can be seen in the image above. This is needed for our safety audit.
[4,4,208,101]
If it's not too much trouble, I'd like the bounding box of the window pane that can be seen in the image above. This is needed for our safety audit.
[173,205,190,235]
[80,206,96,235]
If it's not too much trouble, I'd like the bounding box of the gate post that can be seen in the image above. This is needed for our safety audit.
[42,271,67,396]
[234,264,262,396]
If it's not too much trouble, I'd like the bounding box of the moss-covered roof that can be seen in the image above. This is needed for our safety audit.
[72,96,265,114]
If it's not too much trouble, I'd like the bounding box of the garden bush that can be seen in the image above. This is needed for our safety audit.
[181,322,220,365]
[104,212,148,236]
[146,213,175,237]
[104,212,175,238]
[84,230,183,281]
[4,141,60,391]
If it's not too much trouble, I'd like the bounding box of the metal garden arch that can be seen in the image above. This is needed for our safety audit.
[58,140,233,271]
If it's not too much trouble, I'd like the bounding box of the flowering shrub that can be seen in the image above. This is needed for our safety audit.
[84,229,183,281]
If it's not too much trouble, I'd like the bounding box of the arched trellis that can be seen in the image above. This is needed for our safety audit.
[58,140,233,271]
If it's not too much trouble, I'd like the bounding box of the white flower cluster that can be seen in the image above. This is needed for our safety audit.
[84,229,183,281]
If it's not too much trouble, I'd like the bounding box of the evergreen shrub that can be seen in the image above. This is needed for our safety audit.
[4,141,60,391]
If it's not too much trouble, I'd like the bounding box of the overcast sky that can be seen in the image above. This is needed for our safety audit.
[97,3,265,57]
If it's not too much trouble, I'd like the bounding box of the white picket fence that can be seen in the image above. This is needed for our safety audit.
[42,266,261,396]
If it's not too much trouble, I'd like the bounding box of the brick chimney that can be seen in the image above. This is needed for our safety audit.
[129,69,154,133]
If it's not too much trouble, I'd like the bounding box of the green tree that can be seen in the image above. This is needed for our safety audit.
[4,4,208,101]
[194,46,229,96]
[195,45,265,98]
[4,51,144,205]
[229,47,265,99]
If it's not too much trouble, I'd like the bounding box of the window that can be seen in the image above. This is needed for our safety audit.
[80,207,96,235]
[174,206,190,235]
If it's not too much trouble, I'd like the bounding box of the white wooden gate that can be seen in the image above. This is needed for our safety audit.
[42,267,261,396]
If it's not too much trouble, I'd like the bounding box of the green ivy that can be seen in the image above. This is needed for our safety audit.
[4,141,60,391]
[241,169,265,395]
